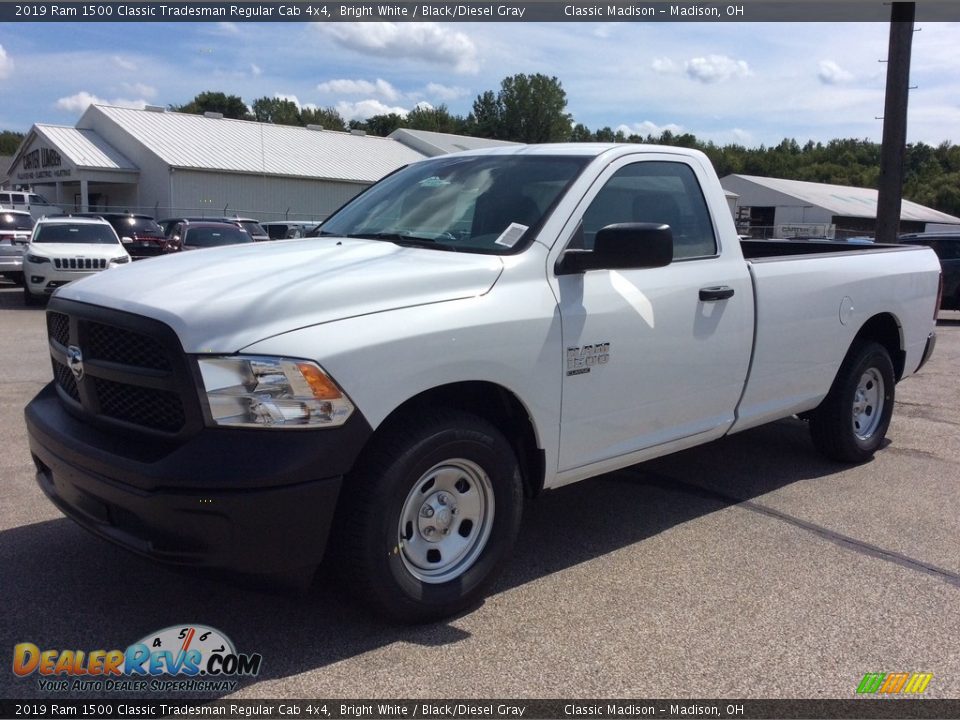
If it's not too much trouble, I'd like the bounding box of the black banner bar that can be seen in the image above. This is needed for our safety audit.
[1,1,960,23]
[4,699,960,720]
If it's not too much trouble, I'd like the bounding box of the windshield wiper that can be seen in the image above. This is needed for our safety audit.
[345,232,458,251]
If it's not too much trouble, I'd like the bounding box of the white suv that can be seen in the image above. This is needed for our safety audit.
[23,217,131,305]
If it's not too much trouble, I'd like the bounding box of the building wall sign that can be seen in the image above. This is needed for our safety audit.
[16,145,72,181]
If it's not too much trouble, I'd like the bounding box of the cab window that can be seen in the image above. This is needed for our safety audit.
[574,161,717,260]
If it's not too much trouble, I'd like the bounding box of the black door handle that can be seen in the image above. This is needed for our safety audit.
[699,286,735,302]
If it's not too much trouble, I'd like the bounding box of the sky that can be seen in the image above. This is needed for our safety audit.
[0,19,957,148]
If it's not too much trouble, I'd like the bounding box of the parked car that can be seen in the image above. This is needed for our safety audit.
[157,216,269,242]
[22,217,131,305]
[0,209,34,284]
[232,217,269,242]
[261,221,321,240]
[24,144,940,622]
[74,213,165,260]
[0,190,63,220]
[162,221,253,253]
[899,232,960,309]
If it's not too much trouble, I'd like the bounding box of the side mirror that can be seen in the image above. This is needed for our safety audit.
[556,223,673,275]
[121,236,133,244]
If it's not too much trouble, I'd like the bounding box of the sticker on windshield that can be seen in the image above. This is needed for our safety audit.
[418,176,450,188]
[494,223,529,248]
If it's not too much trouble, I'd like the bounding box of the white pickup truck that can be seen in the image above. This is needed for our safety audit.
[25,145,941,622]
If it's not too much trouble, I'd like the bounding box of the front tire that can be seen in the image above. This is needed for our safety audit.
[334,409,523,623]
[809,342,895,463]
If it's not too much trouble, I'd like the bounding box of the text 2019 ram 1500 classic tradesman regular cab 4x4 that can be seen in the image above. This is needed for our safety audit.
[25,145,941,622]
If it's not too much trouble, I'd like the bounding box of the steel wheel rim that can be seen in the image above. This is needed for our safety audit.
[397,458,495,584]
[852,368,884,440]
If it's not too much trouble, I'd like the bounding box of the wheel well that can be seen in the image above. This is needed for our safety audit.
[853,313,905,380]
[374,382,545,498]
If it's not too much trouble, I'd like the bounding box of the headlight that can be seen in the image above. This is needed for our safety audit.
[110,256,131,264]
[26,253,50,264]
[197,356,354,429]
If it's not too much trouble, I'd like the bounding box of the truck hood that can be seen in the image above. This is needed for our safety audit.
[57,237,504,352]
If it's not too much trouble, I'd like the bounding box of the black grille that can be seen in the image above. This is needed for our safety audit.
[94,377,185,433]
[45,298,198,437]
[52,359,80,402]
[86,322,171,371]
[53,257,106,270]
[47,312,70,347]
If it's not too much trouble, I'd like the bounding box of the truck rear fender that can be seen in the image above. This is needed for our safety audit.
[850,312,905,381]
[361,381,545,499]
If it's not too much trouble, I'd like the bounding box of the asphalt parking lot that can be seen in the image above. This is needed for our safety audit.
[0,277,958,700]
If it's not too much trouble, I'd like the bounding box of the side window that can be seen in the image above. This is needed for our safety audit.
[0,193,10,204]
[574,161,717,260]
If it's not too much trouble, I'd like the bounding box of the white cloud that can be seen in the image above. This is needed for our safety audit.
[817,60,855,85]
[216,22,240,35]
[111,55,136,72]
[56,91,148,113]
[120,82,156,98]
[685,55,750,84]
[616,121,686,137]
[317,78,400,101]
[651,57,677,74]
[335,98,410,121]
[319,23,479,74]
[275,94,301,109]
[0,44,12,79]
[250,63,262,77]
[424,82,468,101]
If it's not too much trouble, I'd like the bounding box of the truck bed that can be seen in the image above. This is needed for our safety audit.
[740,239,913,260]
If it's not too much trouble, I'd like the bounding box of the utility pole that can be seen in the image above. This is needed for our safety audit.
[876,2,915,244]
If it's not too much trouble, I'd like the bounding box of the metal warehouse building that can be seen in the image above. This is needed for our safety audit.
[721,174,960,239]
[5,104,434,222]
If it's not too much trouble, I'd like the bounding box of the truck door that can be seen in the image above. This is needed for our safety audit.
[555,156,754,471]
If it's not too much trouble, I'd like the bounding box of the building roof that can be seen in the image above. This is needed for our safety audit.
[82,105,426,183]
[33,125,137,170]
[389,128,518,157]
[724,174,960,224]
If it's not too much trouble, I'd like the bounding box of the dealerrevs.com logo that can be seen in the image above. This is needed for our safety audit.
[12,624,262,693]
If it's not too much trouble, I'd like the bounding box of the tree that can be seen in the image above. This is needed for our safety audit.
[361,113,406,137]
[1,130,25,155]
[170,91,250,120]
[404,104,466,134]
[468,90,503,139]
[300,106,347,132]
[569,123,593,142]
[251,96,301,126]
[497,73,571,143]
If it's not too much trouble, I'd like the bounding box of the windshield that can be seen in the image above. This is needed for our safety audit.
[320,155,590,254]
[34,223,120,244]
[185,226,252,247]
[1,213,34,231]
[109,217,163,236]
[238,220,267,238]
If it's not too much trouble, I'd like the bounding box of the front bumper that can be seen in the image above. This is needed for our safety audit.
[25,382,372,576]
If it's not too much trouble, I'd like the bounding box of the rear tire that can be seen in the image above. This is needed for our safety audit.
[809,342,895,463]
[333,409,523,624]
